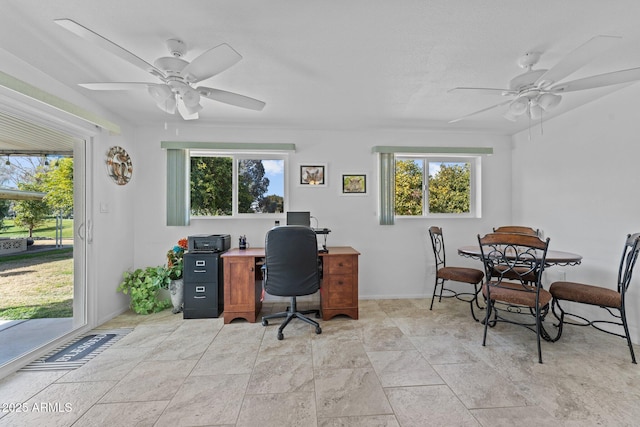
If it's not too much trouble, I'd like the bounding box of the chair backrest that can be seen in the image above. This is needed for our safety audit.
[264,225,320,297]
[619,233,640,297]
[478,232,550,290]
[493,226,540,236]
[428,226,446,270]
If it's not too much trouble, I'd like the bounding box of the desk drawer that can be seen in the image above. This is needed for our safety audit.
[323,274,356,307]
[325,256,354,275]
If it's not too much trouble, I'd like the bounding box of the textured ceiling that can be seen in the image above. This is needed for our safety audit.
[2,0,640,144]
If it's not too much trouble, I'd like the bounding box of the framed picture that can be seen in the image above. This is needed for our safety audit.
[341,173,367,195]
[299,164,327,186]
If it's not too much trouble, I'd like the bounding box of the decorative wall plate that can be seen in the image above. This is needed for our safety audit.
[106,146,132,185]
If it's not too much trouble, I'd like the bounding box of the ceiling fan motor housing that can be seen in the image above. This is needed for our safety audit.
[166,39,187,57]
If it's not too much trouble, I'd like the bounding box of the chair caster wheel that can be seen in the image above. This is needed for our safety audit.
[277,332,284,340]
[315,312,321,319]
[315,326,322,334]
[262,319,268,326]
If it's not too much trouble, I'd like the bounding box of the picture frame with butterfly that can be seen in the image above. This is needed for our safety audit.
[299,164,327,187]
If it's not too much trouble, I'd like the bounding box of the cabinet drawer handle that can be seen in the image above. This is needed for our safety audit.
[338,262,344,267]
[251,267,254,272]
[338,280,344,285]
[194,269,206,273]
[194,296,206,299]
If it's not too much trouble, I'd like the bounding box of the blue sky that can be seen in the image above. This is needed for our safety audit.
[263,160,284,196]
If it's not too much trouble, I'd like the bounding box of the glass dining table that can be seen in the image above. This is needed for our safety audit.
[457,244,582,342]
[457,245,583,267]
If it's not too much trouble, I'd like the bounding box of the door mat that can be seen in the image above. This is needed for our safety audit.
[20,328,133,371]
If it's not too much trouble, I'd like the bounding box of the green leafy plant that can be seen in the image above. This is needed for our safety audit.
[117,266,172,314]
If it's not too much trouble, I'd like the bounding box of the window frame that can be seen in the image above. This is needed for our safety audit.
[189,149,289,219]
[394,154,482,220]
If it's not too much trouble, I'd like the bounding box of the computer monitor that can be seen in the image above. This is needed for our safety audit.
[286,211,311,227]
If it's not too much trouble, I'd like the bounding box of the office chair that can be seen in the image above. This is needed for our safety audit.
[549,233,640,363]
[261,225,322,340]
[478,232,551,363]
[428,226,485,321]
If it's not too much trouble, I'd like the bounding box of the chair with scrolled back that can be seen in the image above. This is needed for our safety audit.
[428,226,485,321]
[549,233,640,363]
[478,232,551,363]
[493,226,540,236]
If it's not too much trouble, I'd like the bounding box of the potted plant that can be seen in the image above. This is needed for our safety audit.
[117,266,172,314]
[166,238,188,313]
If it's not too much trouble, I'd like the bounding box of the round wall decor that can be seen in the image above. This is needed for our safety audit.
[106,146,133,185]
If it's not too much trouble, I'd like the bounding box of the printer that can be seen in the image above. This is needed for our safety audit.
[187,234,231,253]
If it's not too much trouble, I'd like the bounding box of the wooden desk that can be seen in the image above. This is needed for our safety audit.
[221,246,360,324]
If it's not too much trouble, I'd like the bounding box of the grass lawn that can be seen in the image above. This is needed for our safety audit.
[0,218,74,239]
[0,248,74,319]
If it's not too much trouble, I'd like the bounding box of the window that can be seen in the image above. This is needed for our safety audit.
[374,147,489,225]
[395,156,477,217]
[190,152,286,217]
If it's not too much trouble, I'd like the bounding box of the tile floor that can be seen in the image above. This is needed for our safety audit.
[0,298,639,426]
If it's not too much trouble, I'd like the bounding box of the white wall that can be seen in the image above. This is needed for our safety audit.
[511,85,640,343]
[131,124,512,301]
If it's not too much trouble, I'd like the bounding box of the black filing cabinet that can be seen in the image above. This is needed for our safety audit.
[183,252,225,318]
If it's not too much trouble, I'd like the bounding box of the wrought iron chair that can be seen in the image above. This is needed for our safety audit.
[428,226,485,321]
[493,225,540,236]
[478,232,551,363]
[549,233,640,363]
[261,225,322,340]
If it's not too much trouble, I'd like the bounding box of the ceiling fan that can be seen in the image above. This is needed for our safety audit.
[54,19,265,120]
[448,35,640,123]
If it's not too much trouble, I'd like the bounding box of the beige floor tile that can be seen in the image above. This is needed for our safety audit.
[432,362,529,408]
[385,385,479,427]
[367,350,443,387]
[470,405,559,426]
[0,381,117,427]
[247,354,314,394]
[361,325,416,352]
[191,340,260,376]
[312,338,371,369]
[409,334,479,364]
[56,347,152,383]
[314,367,392,418]
[100,359,197,402]
[2,298,640,426]
[155,374,250,426]
[0,370,68,405]
[318,415,400,426]
[236,392,317,427]
[73,401,168,426]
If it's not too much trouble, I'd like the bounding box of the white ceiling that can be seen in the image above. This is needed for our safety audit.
[2,0,640,136]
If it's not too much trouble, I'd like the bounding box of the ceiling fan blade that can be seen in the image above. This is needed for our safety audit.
[549,67,640,93]
[448,100,512,123]
[181,43,243,84]
[198,87,266,111]
[54,18,165,78]
[535,35,621,88]
[79,82,153,90]
[448,87,515,96]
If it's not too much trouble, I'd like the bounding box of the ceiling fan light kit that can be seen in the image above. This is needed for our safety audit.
[449,35,640,125]
[54,19,265,120]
